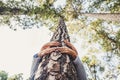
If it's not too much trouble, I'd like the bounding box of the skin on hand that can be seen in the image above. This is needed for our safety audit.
[38,47,77,59]
[40,41,61,51]
[38,40,78,59]
[63,40,78,54]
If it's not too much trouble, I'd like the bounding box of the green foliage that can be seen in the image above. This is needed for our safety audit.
[0,1,4,7]
[0,0,120,30]
[79,0,120,13]
[0,70,8,80]
[88,19,120,53]
[82,55,99,67]
[7,73,23,80]
[82,55,90,64]
[110,1,120,13]
[82,55,104,80]
[116,30,120,43]
[0,71,23,80]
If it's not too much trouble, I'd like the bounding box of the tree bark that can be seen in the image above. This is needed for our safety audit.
[34,18,78,80]
[80,13,120,22]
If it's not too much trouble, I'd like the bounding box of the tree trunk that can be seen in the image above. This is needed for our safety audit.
[80,13,120,22]
[34,17,78,80]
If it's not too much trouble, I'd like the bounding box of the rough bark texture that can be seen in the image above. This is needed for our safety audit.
[34,18,78,80]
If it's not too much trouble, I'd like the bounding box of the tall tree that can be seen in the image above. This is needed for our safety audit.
[34,17,78,80]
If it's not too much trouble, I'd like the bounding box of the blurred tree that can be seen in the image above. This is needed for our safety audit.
[0,70,8,80]
[7,73,23,80]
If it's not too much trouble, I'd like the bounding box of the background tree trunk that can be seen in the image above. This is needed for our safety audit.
[34,18,78,80]
[80,13,120,22]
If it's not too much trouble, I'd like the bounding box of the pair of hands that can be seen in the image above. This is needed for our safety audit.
[38,40,78,60]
